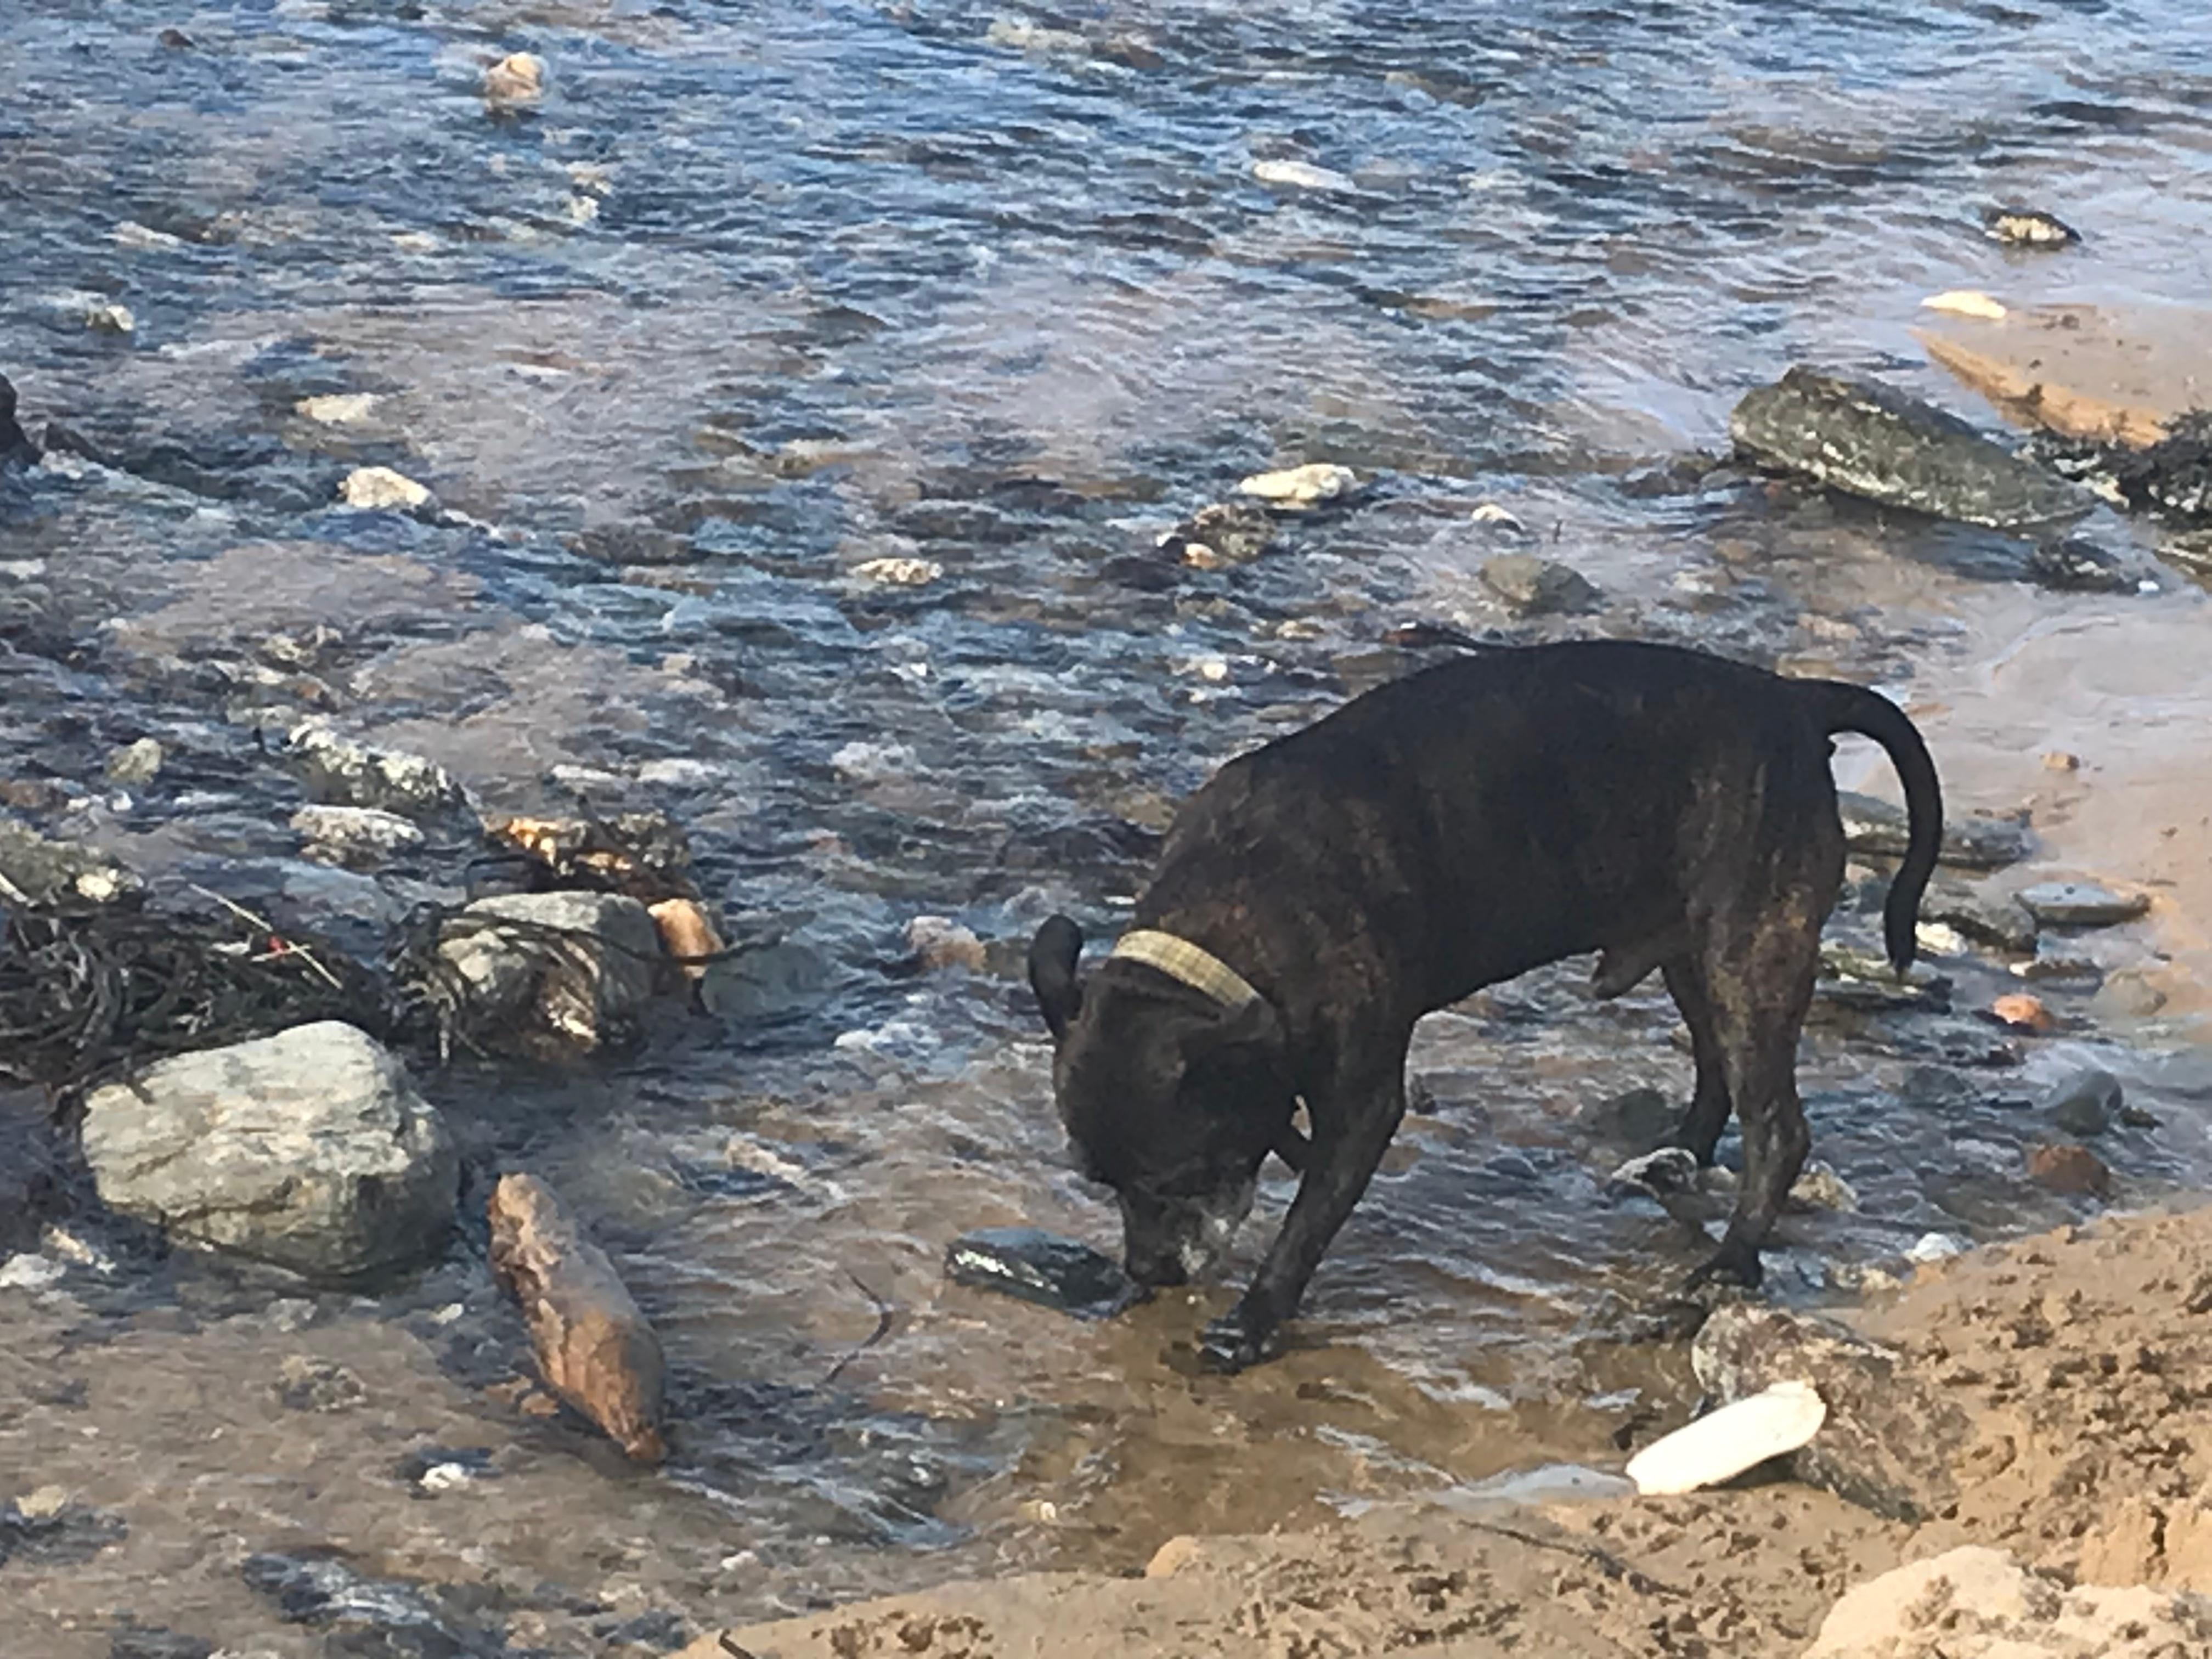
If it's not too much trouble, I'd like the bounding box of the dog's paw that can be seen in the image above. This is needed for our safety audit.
[1685,1240,1765,1295]
[1197,1308,1276,1374]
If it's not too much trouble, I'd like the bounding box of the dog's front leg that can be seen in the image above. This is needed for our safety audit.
[1200,1069,1406,1373]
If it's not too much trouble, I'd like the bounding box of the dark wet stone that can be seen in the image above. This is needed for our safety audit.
[945,1227,1139,1319]
[0,812,139,906]
[2029,415,2212,524]
[2025,1141,2112,1198]
[2046,1068,2122,1138]
[1605,1146,1700,1198]
[1921,878,2038,953]
[0,373,39,466]
[1480,552,1601,616]
[1816,944,1951,1013]
[1581,1087,1677,1150]
[109,1626,213,1659]
[2018,879,2150,927]
[599,1609,693,1651]
[1886,1020,2022,1070]
[240,1554,483,1658]
[0,1497,129,1566]
[1730,366,2090,530]
[1983,205,2081,247]
[2025,536,2136,594]
[1837,790,2031,871]
[1693,1304,1968,1522]
[39,421,348,514]
[1155,501,1278,568]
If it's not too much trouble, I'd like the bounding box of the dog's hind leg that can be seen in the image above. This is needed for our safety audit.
[1683,904,1822,1292]
[1661,955,1731,1164]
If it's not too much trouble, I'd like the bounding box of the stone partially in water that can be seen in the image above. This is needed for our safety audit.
[436,891,664,1053]
[79,1022,458,1282]
[289,720,472,825]
[1983,205,2081,247]
[0,813,139,905]
[1605,1146,1701,1199]
[2024,537,2136,594]
[945,1227,1139,1319]
[1156,500,1278,567]
[2017,879,2149,928]
[336,464,432,512]
[1729,366,2091,530]
[1923,878,2038,952]
[2045,1068,2120,1138]
[291,803,426,866]
[1480,553,1601,617]
[1837,790,2031,871]
[1235,462,1359,509]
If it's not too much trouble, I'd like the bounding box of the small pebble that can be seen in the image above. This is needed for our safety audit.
[416,1462,477,1494]
[851,556,942,587]
[906,915,986,972]
[86,301,136,334]
[1983,205,2080,247]
[2025,1141,2111,1198]
[1990,992,2055,1034]
[1235,462,1358,509]
[1250,159,1355,194]
[338,466,432,511]
[105,737,163,786]
[1470,500,1527,532]
[1921,289,2007,320]
[1789,1160,1859,1212]
[483,51,545,109]
[15,1484,70,1519]
[2041,752,2081,772]
[1906,1232,1970,1265]
[0,1254,66,1292]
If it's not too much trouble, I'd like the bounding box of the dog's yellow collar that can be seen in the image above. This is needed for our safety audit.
[1109,929,1260,1009]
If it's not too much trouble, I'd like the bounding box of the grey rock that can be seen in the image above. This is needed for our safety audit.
[1790,1160,1860,1212]
[1730,366,2091,530]
[290,803,426,865]
[2017,879,2150,928]
[80,1023,458,1282]
[436,891,663,1052]
[288,720,472,825]
[1922,878,2038,953]
[1480,552,1601,616]
[2045,1068,2121,1138]
[1816,942,1950,1012]
[240,1553,482,1656]
[274,1356,367,1413]
[1692,1304,1970,1521]
[1607,1146,1701,1198]
[0,813,138,905]
[2024,537,2135,594]
[104,737,165,786]
[1579,1086,1678,1149]
[1837,790,2032,871]
[1156,501,1278,568]
[2091,968,2169,1020]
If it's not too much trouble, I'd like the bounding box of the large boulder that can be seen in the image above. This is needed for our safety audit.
[1692,1304,1971,1521]
[80,1022,457,1281]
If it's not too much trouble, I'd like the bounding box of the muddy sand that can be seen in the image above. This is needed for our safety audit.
[693,1203,2212,1657]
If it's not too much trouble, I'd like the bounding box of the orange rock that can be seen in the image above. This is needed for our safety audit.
[1915,302,2212,449]
[1991,992,2056,1034]
[2025,1141,2112,1199]
[488,1172,666,1462]
[648,896,723,982]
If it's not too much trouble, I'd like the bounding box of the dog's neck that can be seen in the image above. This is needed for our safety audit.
[1109,928,1260,1008]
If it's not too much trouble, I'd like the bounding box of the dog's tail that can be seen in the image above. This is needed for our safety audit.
[1814,681,1943,973]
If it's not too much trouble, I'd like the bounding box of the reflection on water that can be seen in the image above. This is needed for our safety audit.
[5,0,2212,1650]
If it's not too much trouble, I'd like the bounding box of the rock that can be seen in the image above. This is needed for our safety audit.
[336,464,432,511]
[1729,366,2090,530]
[485,811,692,900]
[0,814,138,906]
[2091,968,2169,1020]
[0,373,38,465]
[1579,1086,1677,1149]
[1156,500,1278,568]
[290,803,425,865]
[1918,301,2208,451]
[2025,536,2136,594]
[945,1227,1140,1320]
[80,1023,458,1282]
[436,891,664,1052]
[1790,1160,1859,1212]
[2017,879,2151,928]
[1235,462,1359,509]
[1606,1146,1701,1198]
[274,1356,367,1413]
[0,1492,128,1566]
[1905,1232,1970,1264]
[1990,992,2055,1033]
[240,1553,478,1650]
[1837,791,2030,871]
[1480,553,1601,616]
[1817,943,1950,1012]
[850,555,942,586]
[482,50,545,110]
[1922,289,2008,320]
[1692,1304,1970,1520]
[109,1625,216,1659]
[648,896,723,983]
[1469,500,1527,532]
[289,720,471,824]
[2045,1068,2121,1137]
[104,737,164,786]
[1249,159,1356,194]
[2042,751,2081,771]
[906,914,986,972]
[1925,879,2039,952]
[2025,1141,2112,1198]
[1806,1546,2212,1659]
[1626,1380,1826,1496]
[488,1171,666,1461]
[84,300,135,335]
[0,1253,65,1291]
[1984,206,2081,247]
[296,392,379,426]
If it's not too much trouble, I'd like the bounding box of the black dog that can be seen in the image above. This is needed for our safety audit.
[1028,639,1939,1372]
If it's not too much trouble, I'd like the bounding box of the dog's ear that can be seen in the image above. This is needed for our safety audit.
[1179,994,1288,1090]
[1028,914,1084,1041]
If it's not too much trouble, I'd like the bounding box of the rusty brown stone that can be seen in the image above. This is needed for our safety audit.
[2025,1141,2112,1199]
[1915,302,2212,449]
[488,1172,666,1462]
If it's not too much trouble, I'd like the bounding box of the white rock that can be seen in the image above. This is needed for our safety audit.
[1921,289,2007,320]
[291,804,427,861]
[114,220,187,251]
[1470,500,1527,531]
[1906,1231,1970,1264]
[416,1461,477,1493]
[337,465,432,511]
[105,737,164,785]
[1250,159,1356,193]
[1624,1379,1826,1496]
[80,1023,459,1281]
[1235,462,1359,509]
[288,721,471,823]
[14,1484,70,1519]
[852,556,943,587]
[483,51,545,108]
[0,1254,66,1293]
[297,393,380,425]
[86,300,136,334]
[906,915,985,971]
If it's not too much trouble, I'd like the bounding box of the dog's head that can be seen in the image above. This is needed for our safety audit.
[1028,915,1290,1288]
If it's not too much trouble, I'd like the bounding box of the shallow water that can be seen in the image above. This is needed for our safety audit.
[5,0,2212,1651]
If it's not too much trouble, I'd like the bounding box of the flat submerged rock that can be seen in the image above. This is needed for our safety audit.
[945,1227,1140,1320]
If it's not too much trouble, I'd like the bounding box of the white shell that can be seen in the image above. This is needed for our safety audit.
[1625,1380,1827,1496]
